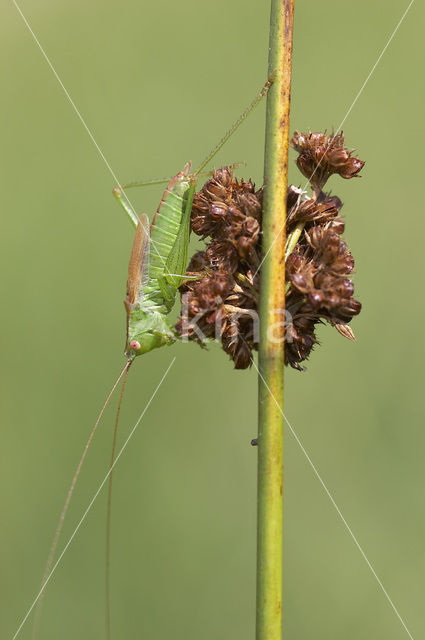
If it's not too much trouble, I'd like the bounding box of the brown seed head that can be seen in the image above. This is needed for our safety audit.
[177,134,363,371]
[291,130,365,193]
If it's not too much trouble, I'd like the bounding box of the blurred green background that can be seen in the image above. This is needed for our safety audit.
[1,1,424,638]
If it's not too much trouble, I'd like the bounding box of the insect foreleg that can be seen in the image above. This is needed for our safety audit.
[112,185,139,228]
[113,174,183,229]
[113,174,195,230]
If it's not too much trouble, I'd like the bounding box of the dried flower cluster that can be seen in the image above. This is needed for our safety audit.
[176,131,364,370]
[291,131,364,195]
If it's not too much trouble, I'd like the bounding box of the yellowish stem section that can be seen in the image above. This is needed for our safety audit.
[257,2,294,640]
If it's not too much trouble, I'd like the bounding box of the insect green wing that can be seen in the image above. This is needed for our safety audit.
[163,179,196,290]
[137,165,194,313]
[126,213,151,309]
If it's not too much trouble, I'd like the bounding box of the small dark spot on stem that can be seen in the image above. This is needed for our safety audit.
[251,438,258,447]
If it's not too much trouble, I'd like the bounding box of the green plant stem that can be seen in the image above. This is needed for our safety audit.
[257,2,294,640]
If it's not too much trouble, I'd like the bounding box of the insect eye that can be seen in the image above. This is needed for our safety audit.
[129,340,141,351]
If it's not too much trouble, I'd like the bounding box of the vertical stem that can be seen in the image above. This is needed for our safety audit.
[257,2,294,640]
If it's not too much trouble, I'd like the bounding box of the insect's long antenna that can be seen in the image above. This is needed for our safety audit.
[31,358,133,640]
[195,76,274,176]
[105,360,132,640]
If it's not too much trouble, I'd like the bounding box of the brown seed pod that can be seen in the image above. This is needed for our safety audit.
[291,130,365,194]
